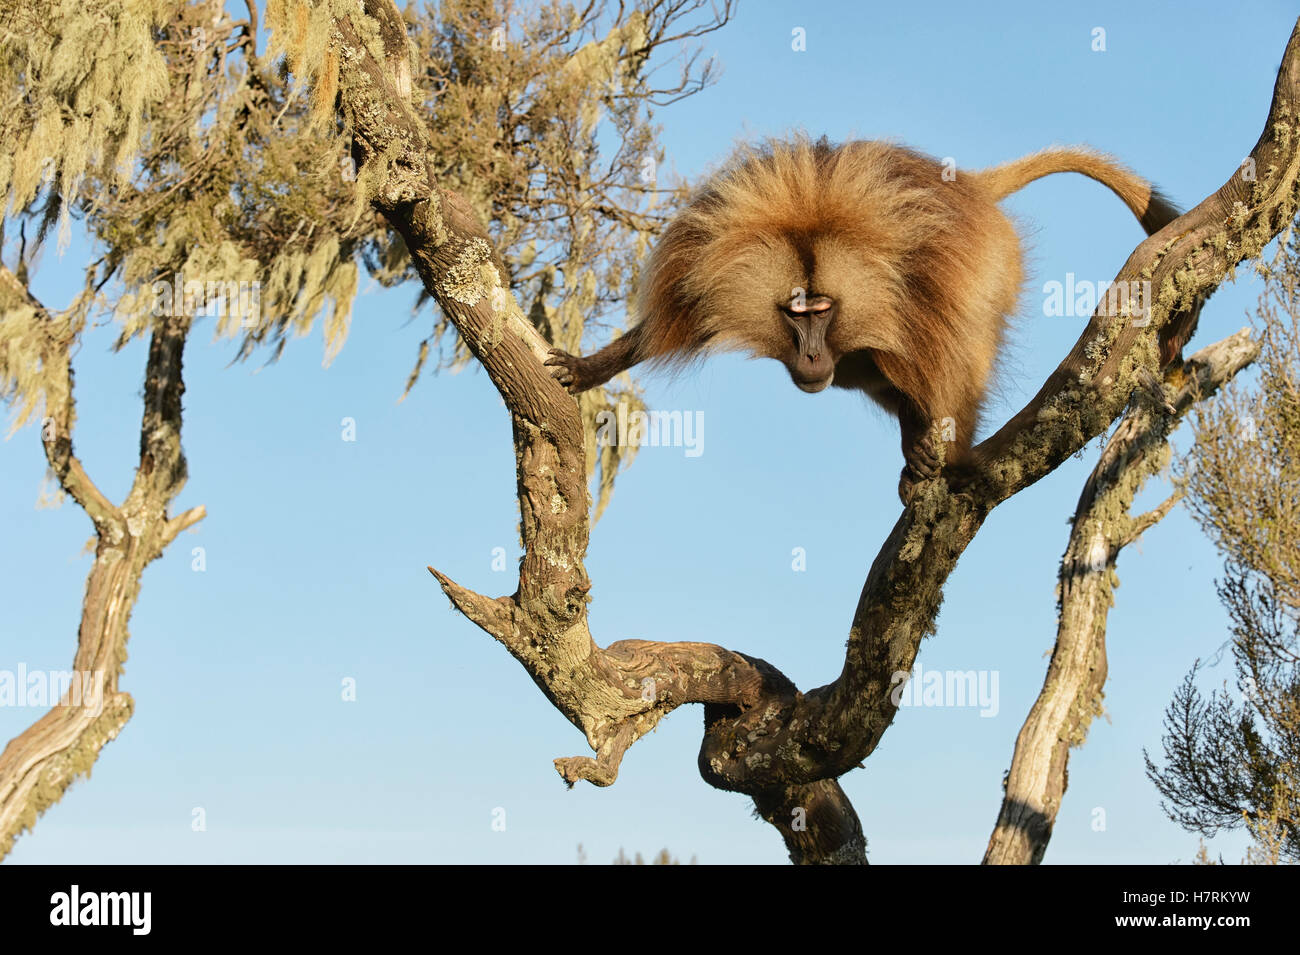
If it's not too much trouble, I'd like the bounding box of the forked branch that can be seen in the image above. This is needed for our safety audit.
[0,271,203,859]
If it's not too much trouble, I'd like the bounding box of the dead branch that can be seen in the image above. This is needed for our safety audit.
[0,268,202,859]
[984,329,1261,865]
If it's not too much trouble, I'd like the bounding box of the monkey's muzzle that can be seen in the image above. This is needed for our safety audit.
[783,302,835,392]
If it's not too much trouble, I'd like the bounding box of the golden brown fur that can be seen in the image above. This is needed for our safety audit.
[547,136,1181,499]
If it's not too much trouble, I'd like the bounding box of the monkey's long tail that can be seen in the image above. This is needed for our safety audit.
[975,147,1180,235]
[981,148,1197,365]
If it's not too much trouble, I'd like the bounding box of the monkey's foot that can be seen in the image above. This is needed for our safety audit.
[898,438,944,503]
[544,348,594,394]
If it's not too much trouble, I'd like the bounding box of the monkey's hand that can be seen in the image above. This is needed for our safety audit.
[898,433,944,504]
[545,348,598,394]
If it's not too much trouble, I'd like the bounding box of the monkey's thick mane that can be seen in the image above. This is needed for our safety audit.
[634,135,1006,431]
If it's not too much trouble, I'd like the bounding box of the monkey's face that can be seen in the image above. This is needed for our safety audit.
[779,294,837,392]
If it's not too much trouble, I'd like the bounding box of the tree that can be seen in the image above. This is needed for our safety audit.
[1144,228,1300,864]
[274,0,1300,864]
[0,0,725,859]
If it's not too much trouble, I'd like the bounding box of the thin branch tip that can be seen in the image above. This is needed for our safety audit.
[554,755,618,788]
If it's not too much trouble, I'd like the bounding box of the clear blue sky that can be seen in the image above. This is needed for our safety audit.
[2,1,1293,864]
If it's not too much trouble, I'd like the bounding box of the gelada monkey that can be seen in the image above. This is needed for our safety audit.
[546,137,1185,501]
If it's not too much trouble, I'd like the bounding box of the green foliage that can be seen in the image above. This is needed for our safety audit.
[2,0,727,517]
[0,0,173,247]
[1176,231,1300,604]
